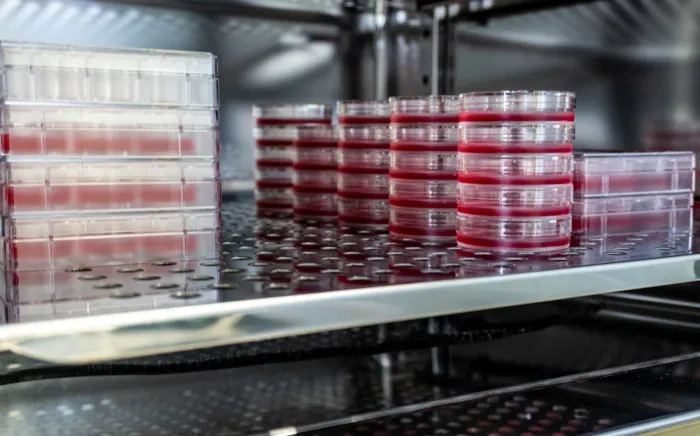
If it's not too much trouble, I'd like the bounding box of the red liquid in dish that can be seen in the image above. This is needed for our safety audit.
[294,139,337,148]
[458,174,573,185]
[459,112,575,122]
[10,233,207,270]
[390,142,457,152]
[256,139,294,147]
[4,132,199,156]
[338,116,390,125]
[458,143,574,154]
[256,159,293,168]
[255,118,332,126]
[256,200,293,209]
[7,184,200,212]
[292,163,337,171]
[390,171,456,181]
[457,233,571,250]
[389,198,456,208]
[390,114,458,124]
[457,204,572,217]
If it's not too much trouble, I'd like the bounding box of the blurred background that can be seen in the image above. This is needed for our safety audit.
[4,0,697,183]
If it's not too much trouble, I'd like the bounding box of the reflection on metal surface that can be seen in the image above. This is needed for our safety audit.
[0,199,698,364]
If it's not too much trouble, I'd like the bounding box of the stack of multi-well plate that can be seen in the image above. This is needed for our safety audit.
[0,42,221,306]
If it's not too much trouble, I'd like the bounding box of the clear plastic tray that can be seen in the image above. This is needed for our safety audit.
[389,204,456,241]
[573,152,696,197]
[389,178,457,206]
[0,42,218,107]
[456,212,572,253]
[292,169,337,192]
[457,183,572,216]
[0,104,219,157]
[6,260,220,305]
[460,91,575,122]
[572,192,693,236]
[458,122,574,154]
[4,209,220,271]
[252,104,332,126]
[338,148,390,171]
[2,159,219,214]
[457,153,573,185]
[338,172,389,197]
[337,100,390,125]
[389,95,460,124]
[390,149,457,179]
[338,197,389,227]
[293,191,337,220]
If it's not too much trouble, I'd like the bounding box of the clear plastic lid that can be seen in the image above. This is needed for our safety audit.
[573,152,696,197]
[0,43,218,107]
[390,123,459,145]
[390,178,457,203]
[338,148,390,170]
[574,151,695,174]
[460,91,575,115]
[573,192,693,215]
[390,150,457,178]
[337,125,390,145]
[458,153,573,184]
[337,100,390,124]
[252,104,332,125]
[338,172,389,196]
[458,122,575,147]
[0,42,217,75]
[457,183,573,212]
[1,104,218,129]
[389,96,459,124]
[295,124,336,146]
[254,126,298,142]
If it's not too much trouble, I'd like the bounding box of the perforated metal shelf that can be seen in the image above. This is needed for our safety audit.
[0,196,698,365]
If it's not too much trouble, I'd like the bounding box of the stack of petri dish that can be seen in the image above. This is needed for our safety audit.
[457,91,576,254]
[253,104,332,218]
[388,96,460,242]
[293,125,338,222]
[0,42,222,304]
[573,151,695,242]
[336,100,391,229]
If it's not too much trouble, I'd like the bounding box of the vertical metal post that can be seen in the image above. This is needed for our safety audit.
[374,0,389,100]
[430,5,456,96]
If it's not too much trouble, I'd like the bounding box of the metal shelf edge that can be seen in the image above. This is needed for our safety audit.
[2,253,699,365]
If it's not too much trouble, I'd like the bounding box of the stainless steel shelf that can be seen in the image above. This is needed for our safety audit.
[0,198,697,365]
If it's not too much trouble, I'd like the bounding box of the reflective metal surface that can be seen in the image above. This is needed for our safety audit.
[0,197,696,365]
[5,310,700,436]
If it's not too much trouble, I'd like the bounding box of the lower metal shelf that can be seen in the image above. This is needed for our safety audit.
[0,198,698,365]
